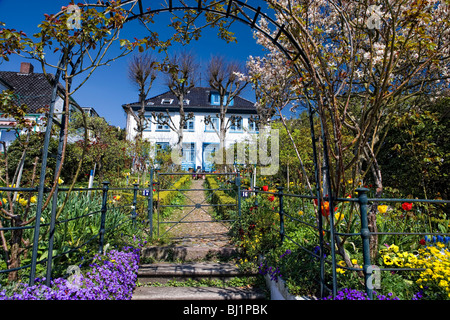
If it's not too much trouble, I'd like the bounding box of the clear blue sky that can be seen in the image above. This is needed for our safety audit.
[0,0,270,128]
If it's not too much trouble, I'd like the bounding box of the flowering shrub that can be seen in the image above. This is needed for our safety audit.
[0,247,140,300]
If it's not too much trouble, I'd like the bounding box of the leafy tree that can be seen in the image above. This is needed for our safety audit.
[69,112,131,184]
[377,96,450,200]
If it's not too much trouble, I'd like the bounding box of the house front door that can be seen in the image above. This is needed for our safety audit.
[202,143,219,172]
[181,142,196,171]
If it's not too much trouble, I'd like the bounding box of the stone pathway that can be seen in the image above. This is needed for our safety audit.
[132,177,267,300]
[162,178,232,248]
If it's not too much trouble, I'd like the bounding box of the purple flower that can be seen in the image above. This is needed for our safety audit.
[0,247,140,300]
[323,288,399,300]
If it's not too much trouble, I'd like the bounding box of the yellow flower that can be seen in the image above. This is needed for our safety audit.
[30,196,37,204]
[18,198,28,206]
[383,255,394,265]
[298,210,304,216]
[378,205,388,214]
[2,198,7,204]
[351,259,358,265]
[337,261,346,274]
[389,244,399,253]
[58,177,64,184]
[393,257,404,267]
[335,212,344,222]
[347,179,353,184]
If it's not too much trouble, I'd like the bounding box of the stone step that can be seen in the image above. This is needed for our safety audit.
[141,245,237,262]
[131,286,266,300]
[137,262,257,284]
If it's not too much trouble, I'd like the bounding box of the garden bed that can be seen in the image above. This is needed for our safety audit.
[0,247,140,300]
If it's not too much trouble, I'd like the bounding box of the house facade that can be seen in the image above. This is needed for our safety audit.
[0,62,96,152]
[123,87,260,172]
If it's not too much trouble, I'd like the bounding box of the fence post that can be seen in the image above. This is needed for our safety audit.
[236,170,242,223]
[98,181,110,254]
[253,186,259,208]
[45,184,59,287]
[148,168,154,238]
[357,187,373,299]
[277,186,284,243]
[132,183,139,227]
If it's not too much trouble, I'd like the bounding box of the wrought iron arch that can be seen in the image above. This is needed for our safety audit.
[116,0,308,65]
[30,0,330,291]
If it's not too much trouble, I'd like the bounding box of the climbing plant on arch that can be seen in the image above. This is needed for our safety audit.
[0,0,313,286]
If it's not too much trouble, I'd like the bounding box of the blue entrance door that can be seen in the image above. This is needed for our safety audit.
[202,143,219,172]
[181,142,196,171]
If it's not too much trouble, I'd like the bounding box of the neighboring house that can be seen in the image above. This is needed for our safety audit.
[123,87,260,172]
[0,62,91,152]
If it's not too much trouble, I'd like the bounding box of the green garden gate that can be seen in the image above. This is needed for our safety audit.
[149,171,242,241]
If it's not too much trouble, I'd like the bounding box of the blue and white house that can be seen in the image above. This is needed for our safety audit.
[123,87,260,172]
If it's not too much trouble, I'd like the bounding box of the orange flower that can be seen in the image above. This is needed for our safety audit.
[321,201,330,217]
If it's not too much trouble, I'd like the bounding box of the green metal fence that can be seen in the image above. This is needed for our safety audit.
[249,185,450,299]
[2,173,449,300]
[0,182,140,287]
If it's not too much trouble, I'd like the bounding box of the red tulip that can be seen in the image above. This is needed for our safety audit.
[321,201,330,217]
[268,195,275,202]
[262,185,269,192]
[419,239,426,245]
[402,202,413,211]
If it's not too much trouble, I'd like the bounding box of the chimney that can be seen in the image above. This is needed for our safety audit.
[19,62,34,74]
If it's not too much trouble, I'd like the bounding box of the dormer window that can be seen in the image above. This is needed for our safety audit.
[210,93,220,105]
[183,99,190,105]
[161,98,173,105]
[210,93,234,106]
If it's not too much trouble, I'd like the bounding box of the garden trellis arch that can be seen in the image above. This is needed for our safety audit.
[29,0,332,293]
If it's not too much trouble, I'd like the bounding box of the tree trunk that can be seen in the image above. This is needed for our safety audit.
[8,217,23,281]
[368,154,383,260]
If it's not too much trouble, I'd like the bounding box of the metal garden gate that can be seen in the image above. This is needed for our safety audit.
[149,171,242,240]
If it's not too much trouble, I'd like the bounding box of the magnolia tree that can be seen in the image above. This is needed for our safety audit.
[244,0,450,261]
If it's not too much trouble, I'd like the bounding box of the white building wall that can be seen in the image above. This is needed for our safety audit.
[126,111,259,171]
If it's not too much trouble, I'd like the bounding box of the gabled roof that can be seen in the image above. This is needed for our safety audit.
[123,87,257,114]
[0,68,66,113]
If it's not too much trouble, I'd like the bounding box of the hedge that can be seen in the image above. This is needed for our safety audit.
[205,175,236,219]
[156,175,191,206]
[117,175,191,212]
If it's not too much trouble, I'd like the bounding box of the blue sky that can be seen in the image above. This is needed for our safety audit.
[0,0,270,128]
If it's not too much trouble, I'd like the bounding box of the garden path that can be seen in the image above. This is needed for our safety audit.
[163,178,233,249]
